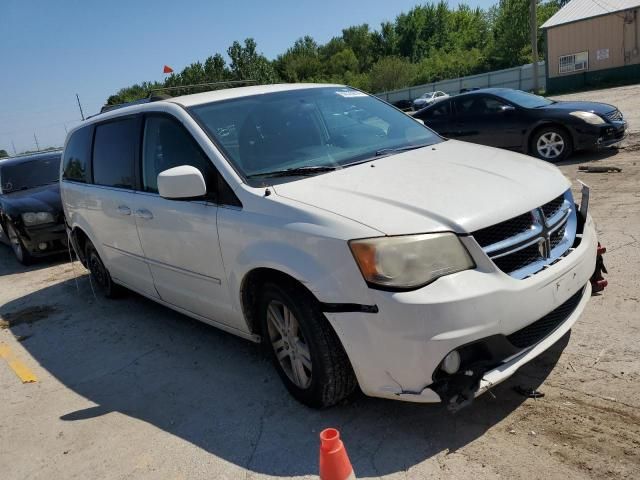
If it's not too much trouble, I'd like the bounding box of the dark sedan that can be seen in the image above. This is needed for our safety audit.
[413,88,626,161]
[0,151,67,264]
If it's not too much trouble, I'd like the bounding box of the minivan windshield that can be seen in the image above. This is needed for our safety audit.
[497,90,555,109]
[189,87,441,179]
[0,156,61,194]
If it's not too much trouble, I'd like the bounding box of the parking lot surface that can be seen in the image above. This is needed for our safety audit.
[1,89,639,480]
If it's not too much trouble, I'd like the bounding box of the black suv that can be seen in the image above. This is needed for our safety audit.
[0,151,67,264]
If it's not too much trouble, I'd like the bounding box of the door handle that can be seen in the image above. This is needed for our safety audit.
[134,208,154,220]
[117,205,131,216]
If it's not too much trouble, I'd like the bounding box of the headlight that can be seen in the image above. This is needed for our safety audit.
[21,211,55,226]
[349,233,475,290]
[569,111,605,125]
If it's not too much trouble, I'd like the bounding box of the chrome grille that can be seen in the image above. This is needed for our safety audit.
[606,109,623,122]
[541,194,564,219]
[493,243,541,274]
[472,190,577,279]
[473,212,533,248]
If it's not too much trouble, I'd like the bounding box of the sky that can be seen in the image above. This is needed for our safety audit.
[0,0,496,153]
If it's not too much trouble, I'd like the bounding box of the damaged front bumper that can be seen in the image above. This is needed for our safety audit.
[327,194,599,408]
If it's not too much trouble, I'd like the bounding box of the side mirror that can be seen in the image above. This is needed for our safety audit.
[158,165,207,199]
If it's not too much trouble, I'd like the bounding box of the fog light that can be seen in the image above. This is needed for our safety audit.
[442,350,461,374]
[38,242,48,251]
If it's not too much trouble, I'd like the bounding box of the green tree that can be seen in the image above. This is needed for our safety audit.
[0,149,9,158]
[204,53,231,82]
[414,48,485,84]
[341,24,374,71]
[228,38,278,83]
[371,22,398,62]
[105,1,563,102]
[368,56,416,92]
[326,48,359,77]
[275,36,322,82]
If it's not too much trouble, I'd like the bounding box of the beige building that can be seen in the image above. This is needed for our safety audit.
[541,0,640,92]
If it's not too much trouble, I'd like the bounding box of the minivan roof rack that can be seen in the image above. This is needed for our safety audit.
[148,79,258,95]
[92,80,258,118]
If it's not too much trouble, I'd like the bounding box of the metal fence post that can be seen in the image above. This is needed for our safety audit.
[518,67,522,90]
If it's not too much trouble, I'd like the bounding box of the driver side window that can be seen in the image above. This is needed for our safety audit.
[483,97,509,114]
[142,115,216,196]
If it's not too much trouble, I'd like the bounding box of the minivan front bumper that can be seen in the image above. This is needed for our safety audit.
[326,212,597,405]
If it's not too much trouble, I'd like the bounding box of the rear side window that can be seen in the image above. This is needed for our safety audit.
[62,126,92,182]
[455,97,481,115]
[454,96,507,115]
[93,118,138,189]
[420,101,450,119]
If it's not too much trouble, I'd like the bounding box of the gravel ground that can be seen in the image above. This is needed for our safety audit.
[1,87,639,479]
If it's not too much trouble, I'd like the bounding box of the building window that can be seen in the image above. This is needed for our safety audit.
[559,51,589,74]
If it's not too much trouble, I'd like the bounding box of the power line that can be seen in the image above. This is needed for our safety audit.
[0,94,106,118]
[586,0,629,19]
[0,118,81,135]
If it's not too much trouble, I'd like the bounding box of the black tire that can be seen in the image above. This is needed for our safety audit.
[85,241,122,298]
[5,221,33,266]
[531,126,573,162]
[259,282,357,408]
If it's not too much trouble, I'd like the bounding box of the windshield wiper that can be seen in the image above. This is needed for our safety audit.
[247,165,338,179]
[375,143,432,156]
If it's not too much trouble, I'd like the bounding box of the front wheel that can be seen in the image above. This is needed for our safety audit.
[259,282,357,408]
[531,127,572,162]
[5,222,33,265]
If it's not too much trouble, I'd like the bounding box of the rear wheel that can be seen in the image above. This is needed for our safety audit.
[5,222,33,265]
[531,127,572,162]
[259,282,357,408]
[85,241,121,298]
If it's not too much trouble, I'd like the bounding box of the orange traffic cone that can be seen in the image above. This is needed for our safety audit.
[319,428,355,480]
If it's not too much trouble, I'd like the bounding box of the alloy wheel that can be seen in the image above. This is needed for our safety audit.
[266,300,313,389]
[536,132,565,160]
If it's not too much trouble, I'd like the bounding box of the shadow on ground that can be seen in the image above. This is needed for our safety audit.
[1,275,569,477]
[555,145,620,167]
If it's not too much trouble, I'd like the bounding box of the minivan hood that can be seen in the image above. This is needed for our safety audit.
[273,140,570,235]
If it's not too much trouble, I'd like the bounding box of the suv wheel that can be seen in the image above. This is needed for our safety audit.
[532,127,572,162]
[259,282,357,408]
[5,222,33,265]
[85,242,121,298]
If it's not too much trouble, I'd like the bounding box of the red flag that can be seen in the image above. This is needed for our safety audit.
[163,65,174,74]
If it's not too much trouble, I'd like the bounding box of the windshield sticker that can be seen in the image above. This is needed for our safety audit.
[335,90,367,98]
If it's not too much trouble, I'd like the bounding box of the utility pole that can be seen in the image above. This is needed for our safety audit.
[11,140,17,155]
[76,93,85,120]
[530,0,539,93]
[34,133,40,151]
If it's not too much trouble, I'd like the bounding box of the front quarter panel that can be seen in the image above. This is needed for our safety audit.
[217,188,381,316]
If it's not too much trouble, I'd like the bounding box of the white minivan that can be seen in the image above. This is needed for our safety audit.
[61,84,599,409]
